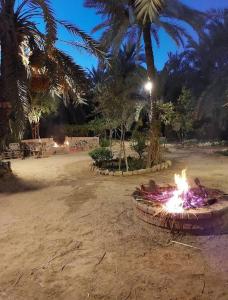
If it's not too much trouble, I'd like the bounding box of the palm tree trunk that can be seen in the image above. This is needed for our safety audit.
[0,2,20,145]
[37,122,40,139]
[143,23,156,81]
[143,23,161,167]
[118,126,124,171]
[31,123,34,139]
[109,128,113,151]
[122,126,129,172]
[31,122,40,140]
[0,102,12,150]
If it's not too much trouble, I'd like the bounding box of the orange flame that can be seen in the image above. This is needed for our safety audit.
[165,170,189,213]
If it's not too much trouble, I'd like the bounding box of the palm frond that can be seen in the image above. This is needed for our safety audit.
[100,18,130,54]
[9,80,30,140]
[151,25,160,46]
[135,0,164,23]
[163,0,206,34]
[91,20,110,34]
[58,20,106,60]
[158,20,192,47]
[30,0,57,45]
[49,49,89,104]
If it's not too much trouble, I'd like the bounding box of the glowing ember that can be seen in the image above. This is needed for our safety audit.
[165,170,188,213]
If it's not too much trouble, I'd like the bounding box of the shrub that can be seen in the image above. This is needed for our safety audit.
[128,157,146,170]
[99,138,110,148]
[89,147,113,166]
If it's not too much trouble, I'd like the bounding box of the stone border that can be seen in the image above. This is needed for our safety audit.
[132,197,228,234]
[93,160,172,176]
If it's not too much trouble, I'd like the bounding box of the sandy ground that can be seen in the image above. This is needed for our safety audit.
[0,147,228,300]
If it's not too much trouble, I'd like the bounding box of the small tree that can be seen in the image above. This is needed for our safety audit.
[158,102,175,127]
[88,118,118,149]
[157,101,175,140]
[172,88,194,142]
[131,131,147,160]
[91,44,146,171]
[95,82,137,171]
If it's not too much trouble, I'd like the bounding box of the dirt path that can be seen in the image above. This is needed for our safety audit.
[0,149,228,300]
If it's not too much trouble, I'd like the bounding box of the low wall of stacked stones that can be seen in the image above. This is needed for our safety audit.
[93,160,172,176]
[22,137,99,155]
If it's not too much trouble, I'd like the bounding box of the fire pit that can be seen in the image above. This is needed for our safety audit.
[133,170,228,234]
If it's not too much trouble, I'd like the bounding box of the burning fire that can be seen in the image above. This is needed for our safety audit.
[165,170,189,213]
[53,141,69,148]
[134,169,222,215]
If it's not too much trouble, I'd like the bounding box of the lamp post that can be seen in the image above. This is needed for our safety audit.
[144,81,153,122]
[144,81,153,95]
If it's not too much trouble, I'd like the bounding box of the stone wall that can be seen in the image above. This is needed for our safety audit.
[22,137,99,155]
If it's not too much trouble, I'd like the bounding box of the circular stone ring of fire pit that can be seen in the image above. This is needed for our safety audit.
[133,198,228,234]
[133,171,228,235]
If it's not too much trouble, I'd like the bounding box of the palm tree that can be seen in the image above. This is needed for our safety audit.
[85,0,205,165]
[0,0,104,146]
[28,45,91,139]
[186,9,228,139]
[158,9,228,140]
[185,9,228,85]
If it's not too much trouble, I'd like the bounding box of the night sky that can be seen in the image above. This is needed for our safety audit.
[54,0,228,71]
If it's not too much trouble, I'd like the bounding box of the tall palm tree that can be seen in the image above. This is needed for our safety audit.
[0,0,104,146]
[185,9,228,84]
[85,0,205,165]
[158,9,228,140]
[186,9,228,138]
[28,46,91,139]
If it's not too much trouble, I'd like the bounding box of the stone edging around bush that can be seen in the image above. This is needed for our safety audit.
[93,160,172,176]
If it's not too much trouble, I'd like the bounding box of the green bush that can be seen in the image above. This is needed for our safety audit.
[128,157,146,170]
[99,139,110,148]
[89,147,113,166]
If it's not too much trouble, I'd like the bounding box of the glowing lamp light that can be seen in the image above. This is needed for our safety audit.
[165,169,189,213]
[144,81,153,93]
[53,142,58,148]
[65,141,69,146]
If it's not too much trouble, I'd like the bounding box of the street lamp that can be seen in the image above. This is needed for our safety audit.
[145,81,153,122]
[144,81,153,95]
